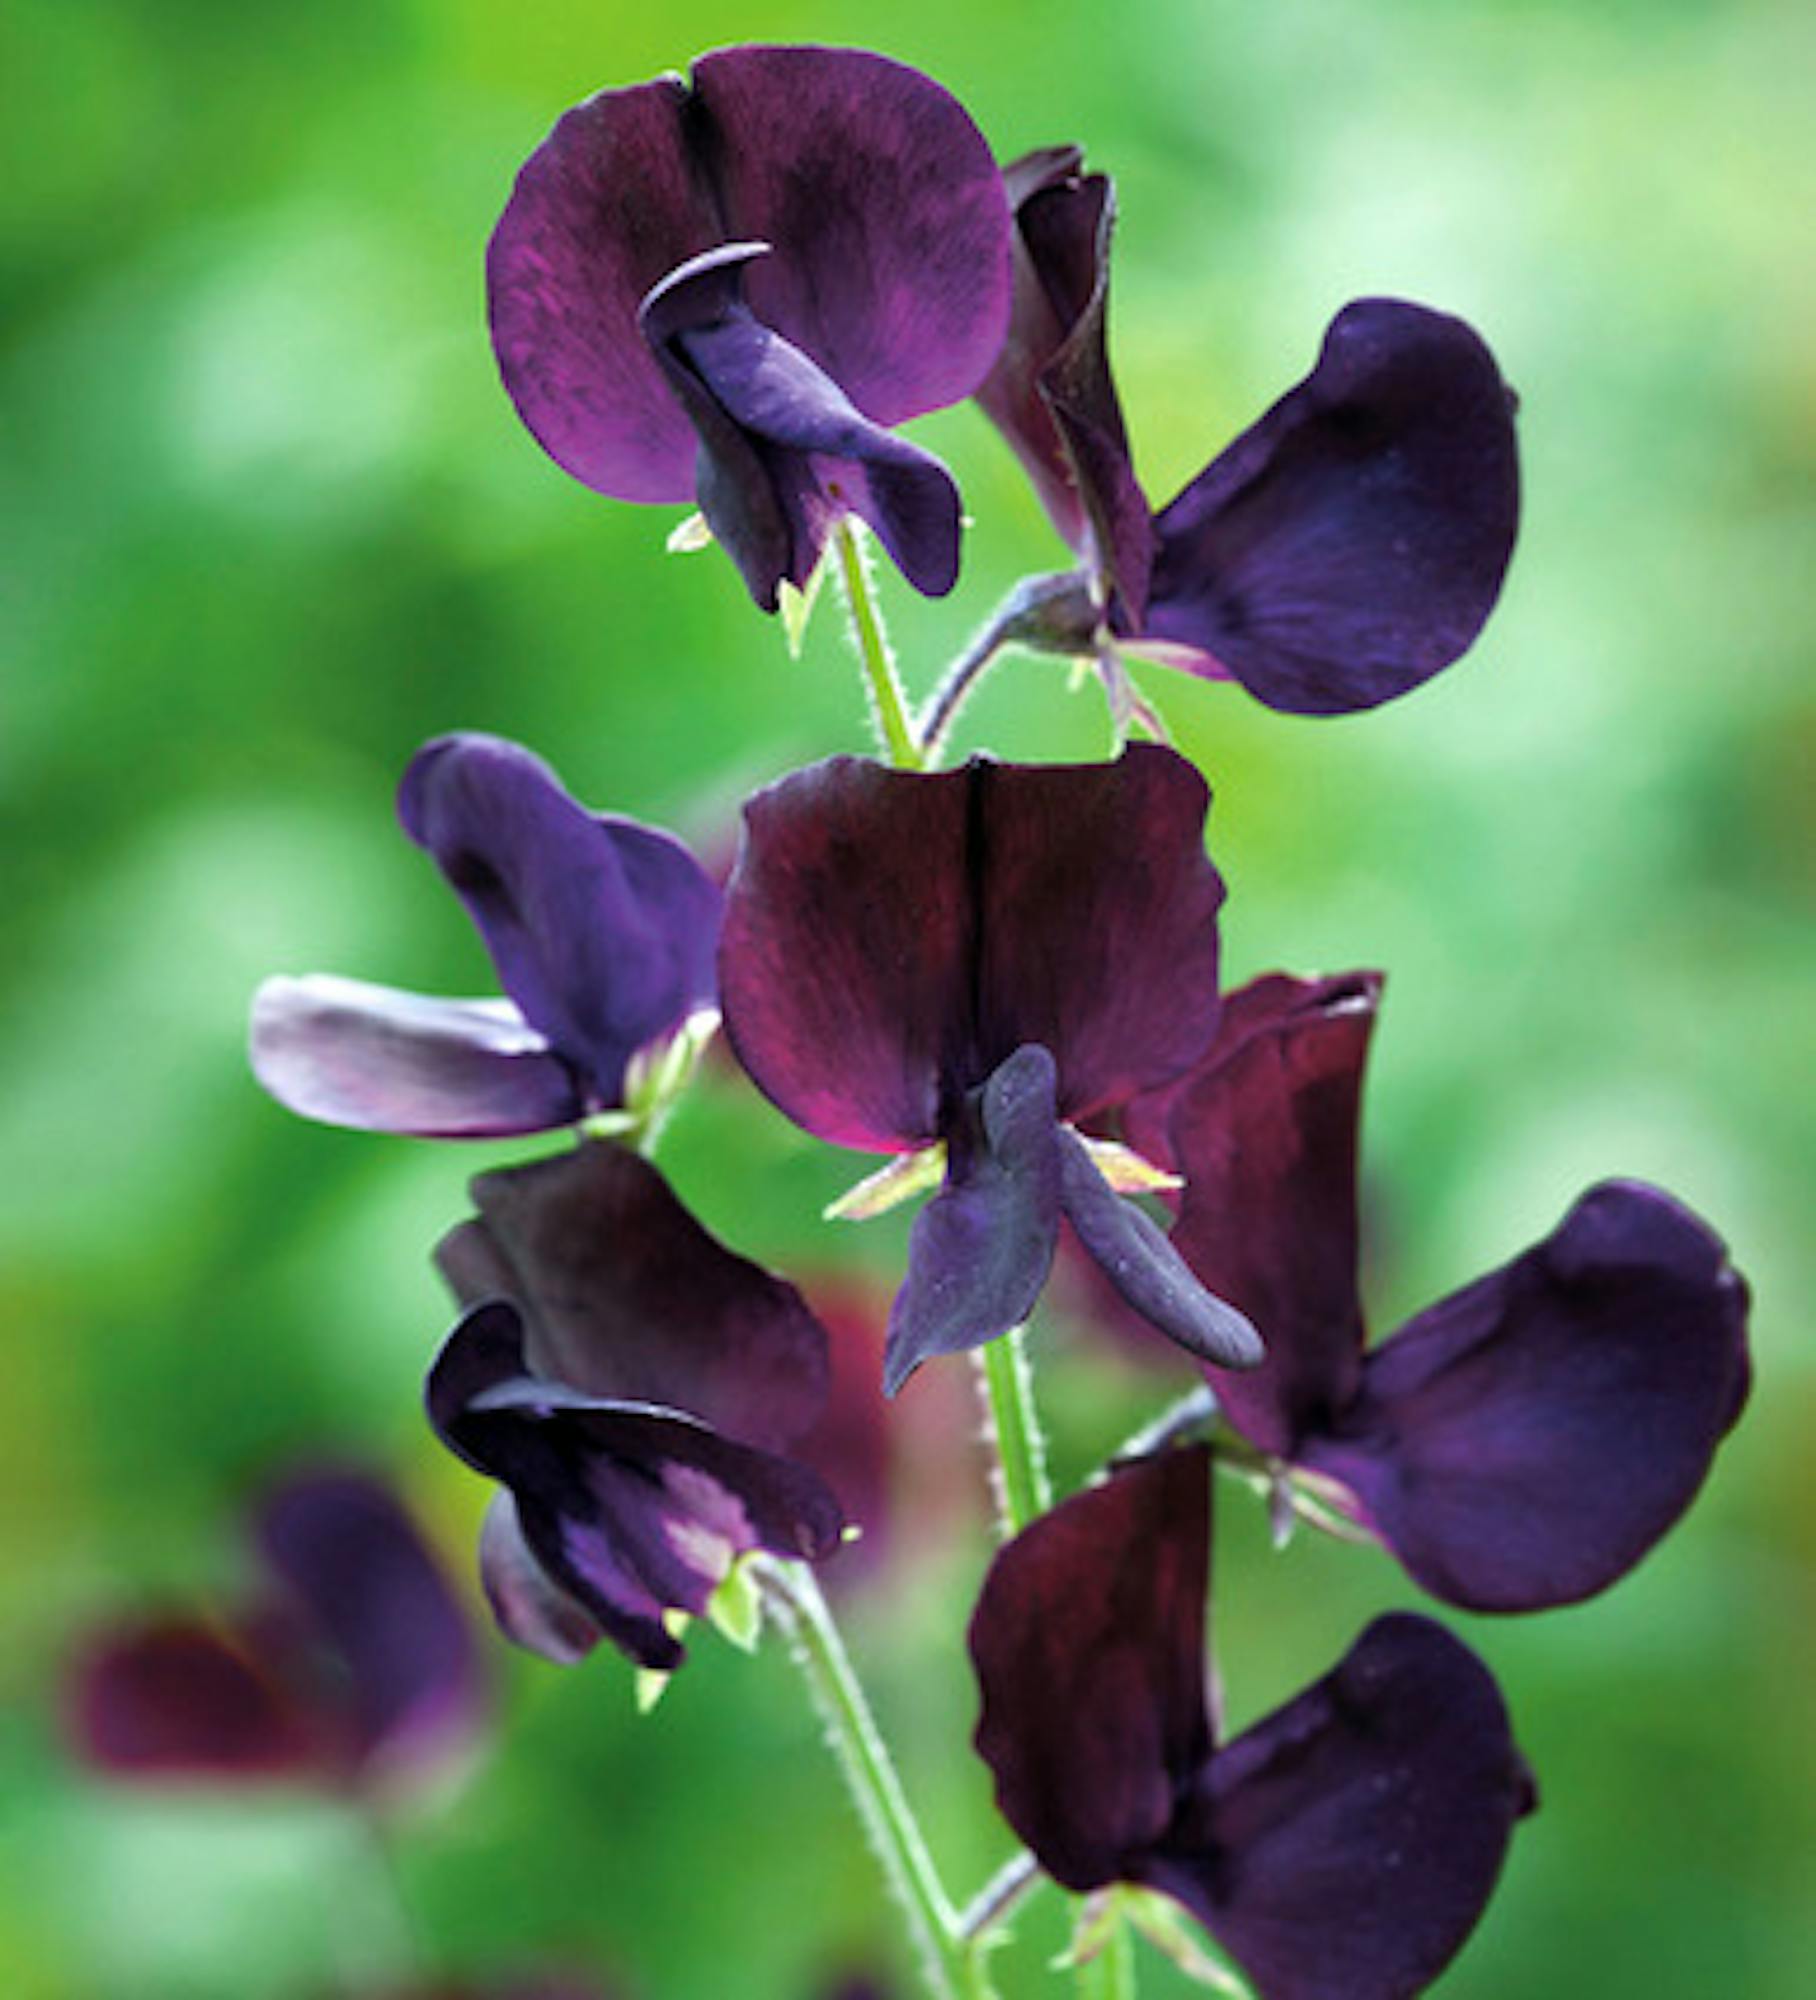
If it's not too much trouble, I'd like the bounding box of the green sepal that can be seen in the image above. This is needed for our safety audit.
[779,547,830,658]
[706,1556,764,1654]
[666,510,714,554]
[1122,1889,1254,1994]
[824,1142,947,1221]
[1073,1132,1184,1196]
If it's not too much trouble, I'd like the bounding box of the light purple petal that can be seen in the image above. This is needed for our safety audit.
[249,974,580,1138]
[1139,300,1520,714]
[1304,1181,1753,1611]
[398,733,720,1112]
[884,1046,1063,1396]
[970,1446,1214,1890]
[1144,1614,1534,2000]
[476,1494,604,1667]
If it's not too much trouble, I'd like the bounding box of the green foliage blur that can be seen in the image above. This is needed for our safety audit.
[2,0,1810,1995]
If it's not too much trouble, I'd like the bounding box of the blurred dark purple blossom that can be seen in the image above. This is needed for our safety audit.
[1145,971,1753,1610]
[969,1446,1534,1999]
[430,1141,845,1671]
[717,745,1262,1393]
[488,45,1012,609]
[978,147,1520,714]
[252,733,720,1138]
[68,1468,485,1796]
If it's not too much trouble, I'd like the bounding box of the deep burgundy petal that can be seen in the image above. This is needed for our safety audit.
[428,1303,846,1671]
[719,754,974,1151]
[721,747,1225,1152]
[690,45,1011,427]
[66,1619,321,1783]
[249,975,581,1138]
[641,243,962,607]
[253,1469,485,1785]
[1056,1128,1263,1370]
[1138,301,1520,714]
[883,1046,1063,1396]
[1302,1181,1752,1611]
[433,1141,830,1453]
[487,73,715,501]
[1143,1614,1533,2000]
[1164,972,1380,1454]
[976,148,1153,619]
[398,734,721,1112]
[970,1447,1214,1891]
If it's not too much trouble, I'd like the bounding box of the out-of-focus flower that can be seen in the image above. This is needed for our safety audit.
[969,1446,1534,2000]
[488,45,1012,610]
[977,147,1520,715]
[717,745,1262,1393]
[1147,971,1753,1610]
[430,1141,846,1671]
[67,1469,485,1797]
[252,733,720,1138]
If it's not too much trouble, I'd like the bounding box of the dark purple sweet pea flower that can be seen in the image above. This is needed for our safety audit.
[717,744,1263,1394]
[428,1140,845,1671]
[252,733,720,1139]
[68,1468,485,1796]
[488,45,1013,610]
[1157,971,1753,1611]
[975,147,1520,714]
[969,1446,1534,2000]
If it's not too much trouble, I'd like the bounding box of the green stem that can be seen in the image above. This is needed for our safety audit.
[973,1325,1052,1540]
[1080,1912,1138,2000]
[755,1560,965,1998]
[835,520,924,771]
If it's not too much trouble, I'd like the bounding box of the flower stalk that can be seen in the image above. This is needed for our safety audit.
[836,520,925,771]
[973,1324,1052,1540]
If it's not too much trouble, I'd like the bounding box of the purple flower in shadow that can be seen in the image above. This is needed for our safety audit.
[976,148,1520,715]
[252,733,720,1139]
[969,1446,1535,2000]
[717,743,1262,1394]
[1140,971,1753,1611]
[67,1468,486,1797]
[488,45,1012,609]
[429,1141,846,1671]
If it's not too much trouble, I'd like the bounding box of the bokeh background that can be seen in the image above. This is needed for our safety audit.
[2,0,1810,1994]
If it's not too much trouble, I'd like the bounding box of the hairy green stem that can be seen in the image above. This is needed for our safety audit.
[835,521,923,771]
[755,1560,965,1998]
[973,1325,1052,1540]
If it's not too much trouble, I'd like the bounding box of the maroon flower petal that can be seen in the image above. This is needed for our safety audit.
[976,148,1153,619]
[66,1619,322,1783]
[434,1141,829,1453]
[249,976,581,1138]
[253,1469,486,1787]
[428,1303,846,1671]
[1165,972,1380,1454]
[720,746,1226,1152]
[398,734,721,1114]
[1057,1128,1263,1370]
[641,244,962,608]
[884,1046,1063,1396]
[1144,1614,1533,2000]
[970,1447,1214,1891]
[1138,301,1520,714]
[1303,1181,1753,1611]
[488,73,715,502]
[690,45,1011,428]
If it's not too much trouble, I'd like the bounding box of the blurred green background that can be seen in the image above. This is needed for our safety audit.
[2,0,1811,1994]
